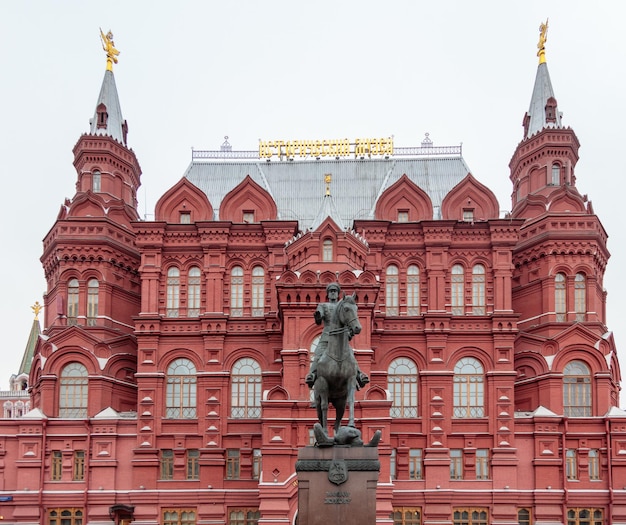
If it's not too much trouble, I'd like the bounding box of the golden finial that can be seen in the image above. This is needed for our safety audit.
[537,19,548,64]
[100,28,120,71]
[31,301,42,321]
[324,174,332,196]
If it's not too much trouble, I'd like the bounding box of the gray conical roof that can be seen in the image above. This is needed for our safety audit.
[525,62,562,138]
[89,70,126,145]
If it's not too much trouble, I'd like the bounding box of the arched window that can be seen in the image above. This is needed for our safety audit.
[322,239,333,262]
[188,266,201,317]
[3,401,12,418]
[67,278,79,325]
[551,163,560,185]
[555,272,566,322]
[472,264,485,315]
[407,265,420,316]
[165,358,197,419]
[87,278,99,326]
[563,360,591,417]
[251,266,265,317]
[388,358,418,418]
[231,358,261,418]
[166,267,180,318]
[59,362,88,418]
[386,265,399,316]
[453,357,484,418]
[230,266,244,317]
[92,170,101,192]
[517,508,531,525]
[575,273,586,322]
[451,265,465,315]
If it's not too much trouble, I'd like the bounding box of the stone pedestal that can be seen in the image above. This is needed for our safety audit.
[296,446,379,525]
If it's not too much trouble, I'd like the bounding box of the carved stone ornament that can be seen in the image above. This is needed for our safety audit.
[328,460,349,485]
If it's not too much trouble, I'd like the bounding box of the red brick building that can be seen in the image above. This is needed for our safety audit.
[0,29,624,525]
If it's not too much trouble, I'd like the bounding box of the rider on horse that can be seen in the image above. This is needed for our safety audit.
[305,282,369,389]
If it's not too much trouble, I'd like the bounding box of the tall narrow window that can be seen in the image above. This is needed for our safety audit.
[167,267,180,318]
[228,509,260,525]
[226,449,241,480]
[555,272,566,322]
[322,239,333,262]
[409,449,423,480]
[575,273,586,322]
[92,170,101,192]
[451,264,465,315]
[392,508,422,525]
[388,358,418,418]
[186,449,200,480]
[471,264,485,315]
[551,163,560,185]
[230,266,244,317]
[390,449,397,480]
[566,449,578,480]
[563,360,591,417]
[160,449,174,480]
[59,362,88,418]
[251,266,265,317]
[73,450,85,481]
[67,278,79,325]
[252,449,262,480]
[453,357,484,418]
[163,509,196,525]
[180,212,191,224]
[450,449,463,480]
[188,266,201,317]
[386,265,399,316]
[51,451,63,480]
[407,265,420,315]
[87,279,99,326]
[231,358,261,418]
[476,449,489,480]
[589,449,600,480]
[165,358,197,419]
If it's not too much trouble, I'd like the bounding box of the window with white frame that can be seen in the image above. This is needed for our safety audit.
[453,357,484,418]
[165,358,197,419]
[231,358,261,418]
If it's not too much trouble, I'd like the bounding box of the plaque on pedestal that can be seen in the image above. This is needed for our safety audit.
[296,445,380,525]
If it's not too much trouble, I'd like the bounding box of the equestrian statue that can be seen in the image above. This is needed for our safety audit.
[306,283,372,445]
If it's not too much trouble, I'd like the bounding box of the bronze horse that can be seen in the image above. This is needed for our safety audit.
[313,294,362,435]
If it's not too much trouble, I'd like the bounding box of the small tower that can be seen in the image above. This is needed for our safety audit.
[510,22,619,413]
[32,31,142,417]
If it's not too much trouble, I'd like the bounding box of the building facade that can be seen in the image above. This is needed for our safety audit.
[0,28,625,525]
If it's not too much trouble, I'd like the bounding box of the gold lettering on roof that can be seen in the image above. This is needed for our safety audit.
[259,137,392,159]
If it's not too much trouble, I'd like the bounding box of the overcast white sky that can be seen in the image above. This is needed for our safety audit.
[0,1,624,398]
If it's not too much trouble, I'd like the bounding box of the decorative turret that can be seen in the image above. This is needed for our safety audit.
[509,20,583,216]
[34,30,141,417]
[510,22,618,414]
[70,29,141,222]
[310,174,346,231]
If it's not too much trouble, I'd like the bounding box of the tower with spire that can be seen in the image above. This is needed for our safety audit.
[33,31,142,416]
[509,21,619,411]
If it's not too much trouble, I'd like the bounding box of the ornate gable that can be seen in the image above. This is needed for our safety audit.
[155,177,213,223]
[375,173,433,221]
[441,173,499,220]
[220,175,277,223]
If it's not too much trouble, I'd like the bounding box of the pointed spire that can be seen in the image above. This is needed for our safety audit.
[310,174,345,230]
[18,302,42,377]
[89,29,128,145]
[523,20,562,139]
